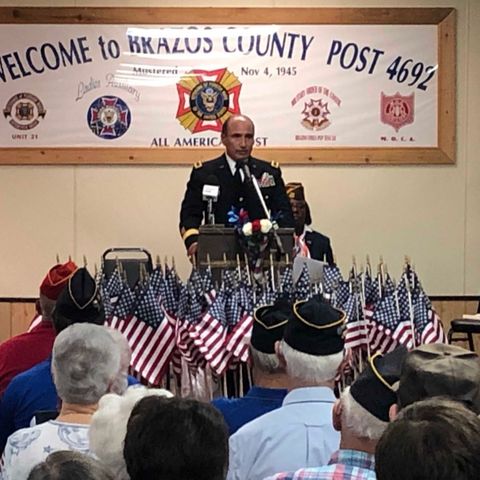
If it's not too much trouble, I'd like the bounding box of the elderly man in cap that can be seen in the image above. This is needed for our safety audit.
[227,297,345,480]
[0,260,77,397]
[212,299,290,435]
[267,347,407,480]
[390,343,480,418]
[286,182,333,264]
[0,267,137,452]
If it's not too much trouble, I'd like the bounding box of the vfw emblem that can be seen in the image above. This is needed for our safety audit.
[176,68,242,133]
[87,96,131,139]
[381,92,414,132]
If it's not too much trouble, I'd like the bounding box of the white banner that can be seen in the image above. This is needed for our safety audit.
[0,24,438,148]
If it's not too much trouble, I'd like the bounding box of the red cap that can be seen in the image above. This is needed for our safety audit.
[39,261,78,300]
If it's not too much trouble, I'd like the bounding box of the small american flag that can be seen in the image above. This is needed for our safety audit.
[369,294,399,355]
[413,291,447,345]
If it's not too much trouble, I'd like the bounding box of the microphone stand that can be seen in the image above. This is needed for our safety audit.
[206,199,215,225]
[240,160,285,257]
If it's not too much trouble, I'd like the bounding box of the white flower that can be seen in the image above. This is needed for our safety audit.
[260,219,272,234]
[242,222,253,236]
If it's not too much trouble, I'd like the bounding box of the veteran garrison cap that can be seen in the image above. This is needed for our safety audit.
[350,347,407,422]
[398,343,480,413]
[252,299,291,354]
[286,182,306,202]
[284,296,345,356]
[39,260,78,300]
[53,267,105,333]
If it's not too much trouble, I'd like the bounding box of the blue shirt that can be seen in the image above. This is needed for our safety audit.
[227,387,340,480]
[265,449,377,479]
[212,386,287,435]
[0,357,139,452]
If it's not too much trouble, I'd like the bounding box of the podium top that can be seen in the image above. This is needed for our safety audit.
[197,225,294,267]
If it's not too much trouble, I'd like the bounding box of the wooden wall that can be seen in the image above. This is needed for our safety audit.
[1,298,478,350]
[0,301,37,343]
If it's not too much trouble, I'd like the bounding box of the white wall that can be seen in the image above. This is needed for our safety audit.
[0,0,478,297]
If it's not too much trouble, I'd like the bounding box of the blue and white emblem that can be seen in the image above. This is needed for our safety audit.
[58,425,89,452]
[87,95,131,139]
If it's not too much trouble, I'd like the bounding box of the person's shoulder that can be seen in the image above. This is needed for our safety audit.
[251,157,281,171]
[307,229,330,243]
[8,358,51,389]
[6,422,44,445]
[190,155,225,172]
[231,402,284,439]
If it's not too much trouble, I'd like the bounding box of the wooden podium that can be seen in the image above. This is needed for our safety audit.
[197,225,294,270]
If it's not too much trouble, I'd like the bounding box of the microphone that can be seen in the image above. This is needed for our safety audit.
[239,158,252,183]
[202,175,220,202]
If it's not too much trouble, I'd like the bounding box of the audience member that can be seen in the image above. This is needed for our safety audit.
[124,396,229,480]
[89,386,173,479]
[27,450,115,480]
[285,182,333,264]
[0,267,137,451]
[227,296,345,480]
[267,347,406,480]
[0,261,77,397]
[393,343,480,417]
[212,299,290,435]
[1,323,121,479]
[376,398,480,480]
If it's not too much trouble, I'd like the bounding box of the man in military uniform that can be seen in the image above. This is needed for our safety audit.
[286,182,334,264]
[179,114,294,257]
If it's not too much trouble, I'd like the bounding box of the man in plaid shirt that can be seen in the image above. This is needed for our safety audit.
[266,347,407,480]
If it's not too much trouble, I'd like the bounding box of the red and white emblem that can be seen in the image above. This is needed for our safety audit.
[381,92,415,132]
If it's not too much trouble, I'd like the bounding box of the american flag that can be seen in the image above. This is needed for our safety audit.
[189,291,228,375]
[332,280,350,310]
[202,267,216,305]
[279,266,294,303]
[363,270,379,307]
[105,266,124,301]
[394,276,415,349]
[148,266,164,300]
[176,282,204,370]
[369,294,400,355]
[413,290,447,345]
[343,292,369,351]
[295,263,311,301]
[323,263,343,293]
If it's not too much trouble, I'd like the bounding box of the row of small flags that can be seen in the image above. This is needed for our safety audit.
[97,257,446,393]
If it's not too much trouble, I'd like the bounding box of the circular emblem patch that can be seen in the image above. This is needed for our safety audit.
[189,81,229,121]
[3,93,46,130]
[87,96,131,139]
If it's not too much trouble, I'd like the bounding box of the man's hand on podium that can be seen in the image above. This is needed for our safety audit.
[187,242,198,262]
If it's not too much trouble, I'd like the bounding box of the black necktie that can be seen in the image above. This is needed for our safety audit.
[233,163,243,189]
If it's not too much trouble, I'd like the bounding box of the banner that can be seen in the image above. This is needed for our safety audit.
[0,8,455,164]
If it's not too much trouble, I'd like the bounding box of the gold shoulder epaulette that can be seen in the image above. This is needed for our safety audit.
[193,161,203,169]
[270,160,279,168]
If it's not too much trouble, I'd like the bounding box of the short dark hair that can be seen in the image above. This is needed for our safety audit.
[124,396,229,480]
[27,450,114,480]
[375,398,480,480]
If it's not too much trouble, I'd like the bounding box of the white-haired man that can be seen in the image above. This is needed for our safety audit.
[212,299,290,435]
[227,297,345,480]
[267,347,407,480]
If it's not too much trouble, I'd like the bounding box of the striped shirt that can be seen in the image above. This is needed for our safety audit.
[265,449,376,480]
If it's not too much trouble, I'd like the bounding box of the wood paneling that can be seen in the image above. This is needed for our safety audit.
[1,297,478,350]
[0,303,12,343]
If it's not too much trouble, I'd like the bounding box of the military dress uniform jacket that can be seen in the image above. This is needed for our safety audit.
[179,155,294,248]
[305,230,334,265]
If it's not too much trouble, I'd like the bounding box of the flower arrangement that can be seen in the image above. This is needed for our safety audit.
[228,208,274,280]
